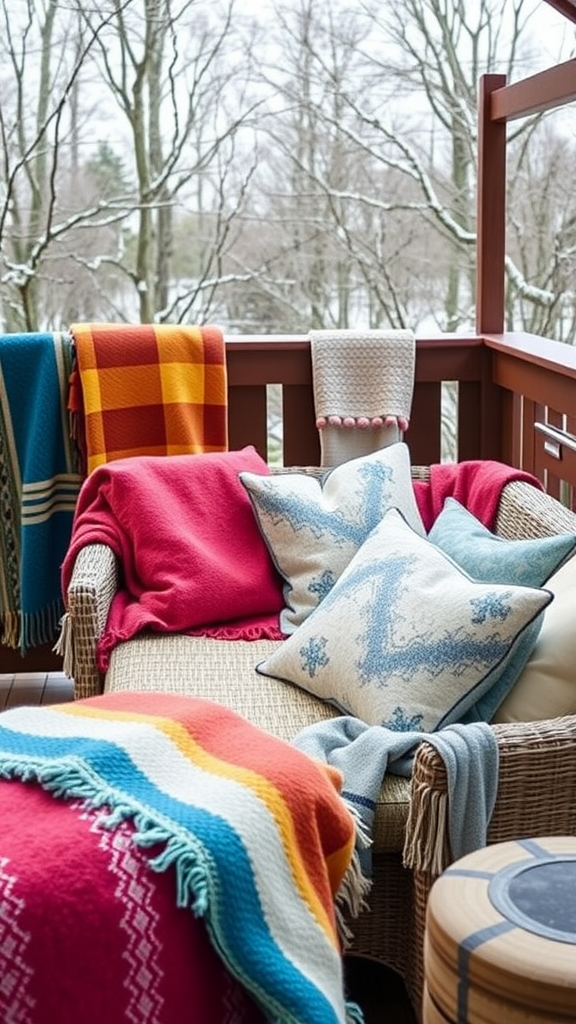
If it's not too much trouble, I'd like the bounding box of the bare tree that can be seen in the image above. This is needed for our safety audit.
[0,0,130,330]
[233,0,576,340]
[227,0,412,333]
[1,0,573,339]
[78,0,262,324]
[505,115,576,339]
[344,0,576,337]
[0,0,262,329]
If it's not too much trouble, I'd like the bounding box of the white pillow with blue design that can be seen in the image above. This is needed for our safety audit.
[428,497,576,586]
[256,509,552,732]
[240,442,425,634]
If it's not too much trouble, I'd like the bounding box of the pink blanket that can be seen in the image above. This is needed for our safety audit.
[61,447,285,671]
[412,459,543,532]
[0,779,265,1024]
[62,451,543,673]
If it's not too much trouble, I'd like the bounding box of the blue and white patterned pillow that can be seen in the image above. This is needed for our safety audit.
[256,509,552,732]
[239,442,425,634]
[428,497,576,586]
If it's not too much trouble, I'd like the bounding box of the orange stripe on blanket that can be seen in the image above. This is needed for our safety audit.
[68,323,228,475]
[60,694,355,945]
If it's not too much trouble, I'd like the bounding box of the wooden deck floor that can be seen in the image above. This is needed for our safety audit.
[0,671,75,709]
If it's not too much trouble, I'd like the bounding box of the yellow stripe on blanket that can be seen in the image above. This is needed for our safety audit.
[69,322,228,475]
[61,698,348,946]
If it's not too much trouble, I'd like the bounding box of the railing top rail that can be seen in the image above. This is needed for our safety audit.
[489,58,576,121]
[483,331,576,379]
[224,332,576,379]
[224,332,482,348]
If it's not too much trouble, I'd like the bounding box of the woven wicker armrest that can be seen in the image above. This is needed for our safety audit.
[495,479,576,539]
[488,716,576,838]
[407,715,576,872]
[65,543,119,700]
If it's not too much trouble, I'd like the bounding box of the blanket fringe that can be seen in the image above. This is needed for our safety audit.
[335,847,372,947]
[402,780,449,875]
[53,611,76,679]
[345,799,372,853]
[2,594,71,656]
[20,599,64,654]
[0,756,212,919]
[1,610,20,649]
[345,999,367,1023]
[189,621,286,642]
[136,832,210,915]
[334,797,372,947]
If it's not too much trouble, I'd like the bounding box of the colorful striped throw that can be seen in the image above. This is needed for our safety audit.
[0,331,81,651]
[68,323,228,475]
[0,692,364,1024]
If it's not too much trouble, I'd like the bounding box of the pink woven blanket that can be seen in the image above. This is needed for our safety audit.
[0,779,265,1024]
[61,447,285,672]
[412,459,543,532]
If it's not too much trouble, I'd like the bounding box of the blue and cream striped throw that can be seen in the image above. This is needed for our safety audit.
[0,331,81,651]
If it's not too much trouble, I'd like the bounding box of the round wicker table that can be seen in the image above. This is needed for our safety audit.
[423,836,576,1024]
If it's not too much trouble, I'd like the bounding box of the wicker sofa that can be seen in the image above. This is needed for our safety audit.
[64,465,576,1020]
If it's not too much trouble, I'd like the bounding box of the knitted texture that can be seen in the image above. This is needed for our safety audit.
[0,331,80,651]
[0,692,363,1024]
[310,329,415,466]
[59,447,285,674]
[0,779,265,1024]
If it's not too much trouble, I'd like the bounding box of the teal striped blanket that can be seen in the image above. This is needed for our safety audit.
[0,331,81,651]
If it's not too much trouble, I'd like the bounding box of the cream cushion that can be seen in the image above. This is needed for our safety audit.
[493,553,576,723]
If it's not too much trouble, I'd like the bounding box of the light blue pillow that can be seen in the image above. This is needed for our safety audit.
[428,497,576,586]
[257,509,552,732]
[428,497,576,722]
[240,443,425,634]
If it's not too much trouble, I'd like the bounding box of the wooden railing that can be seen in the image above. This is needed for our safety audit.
[3,329,576,676]
[484,332,576,507]
[227,331,576,508]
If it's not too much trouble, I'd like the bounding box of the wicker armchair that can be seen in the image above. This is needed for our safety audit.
[64,467,576,1021]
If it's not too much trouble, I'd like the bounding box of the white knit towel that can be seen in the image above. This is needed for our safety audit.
[310,329,416,466]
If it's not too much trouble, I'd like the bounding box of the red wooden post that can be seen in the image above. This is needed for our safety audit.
[476,74,507,335]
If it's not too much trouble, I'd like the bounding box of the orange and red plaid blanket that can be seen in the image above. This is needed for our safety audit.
[68,323,228,475]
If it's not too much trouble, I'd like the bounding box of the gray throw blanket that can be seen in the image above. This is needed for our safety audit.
[292,717,499,877]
